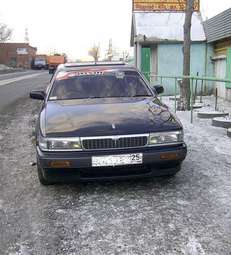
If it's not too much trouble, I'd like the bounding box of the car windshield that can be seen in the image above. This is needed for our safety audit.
[49,71,152,100]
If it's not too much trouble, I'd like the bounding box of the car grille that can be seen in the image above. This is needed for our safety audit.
[81,135,148,150]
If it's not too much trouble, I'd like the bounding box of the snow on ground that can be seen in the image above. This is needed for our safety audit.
[163,95,231,157]
[0,64,11,70]
[1,93,231,255]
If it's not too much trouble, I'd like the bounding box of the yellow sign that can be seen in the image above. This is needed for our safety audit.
[133,0,200,12]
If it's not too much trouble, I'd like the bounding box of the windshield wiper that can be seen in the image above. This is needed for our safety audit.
[131,94,152,97]
[87,96,104,99]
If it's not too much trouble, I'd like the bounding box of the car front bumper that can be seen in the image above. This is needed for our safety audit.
[37,143,187,182]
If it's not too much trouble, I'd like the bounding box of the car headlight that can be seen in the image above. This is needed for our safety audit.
[148,130,183,145]
[38,136,82,151]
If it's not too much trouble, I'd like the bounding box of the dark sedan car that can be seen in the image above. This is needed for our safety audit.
[30,62,187,185]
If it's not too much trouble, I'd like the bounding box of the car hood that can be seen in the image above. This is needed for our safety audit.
[43,97,182,137]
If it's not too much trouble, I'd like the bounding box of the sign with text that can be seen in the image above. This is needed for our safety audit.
[16,48,28,55]
[133,0,200,12]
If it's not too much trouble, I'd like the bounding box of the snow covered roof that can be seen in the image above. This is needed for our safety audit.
[131,12,206,45]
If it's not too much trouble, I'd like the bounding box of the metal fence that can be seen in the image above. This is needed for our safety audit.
[143,72,231,123]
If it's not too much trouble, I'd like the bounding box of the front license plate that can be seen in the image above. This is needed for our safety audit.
[92,153,143,167]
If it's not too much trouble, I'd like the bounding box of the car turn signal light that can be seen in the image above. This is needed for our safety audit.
[50,160,71,168]
[160,153,179,160]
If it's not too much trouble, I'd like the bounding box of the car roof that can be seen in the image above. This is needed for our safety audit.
[57,62,137,72]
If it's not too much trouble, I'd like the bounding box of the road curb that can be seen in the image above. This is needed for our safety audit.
[197,111,229,119]
[212,117,231,129]
[228,128,231,138]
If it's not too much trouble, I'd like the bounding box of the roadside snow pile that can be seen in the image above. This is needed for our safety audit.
[212,117,231,129]
[198,111,229,118]
[163,95,231,156]
[228,128,231,138]
[193,102,203,109]
[0,64,12,70]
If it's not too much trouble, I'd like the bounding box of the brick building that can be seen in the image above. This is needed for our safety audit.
[0,43,37,68]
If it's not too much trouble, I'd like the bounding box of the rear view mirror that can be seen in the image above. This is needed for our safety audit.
[154,85,164,95]
[30,90,45,100]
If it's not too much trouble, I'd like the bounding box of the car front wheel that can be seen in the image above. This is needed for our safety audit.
[37,159,53,185]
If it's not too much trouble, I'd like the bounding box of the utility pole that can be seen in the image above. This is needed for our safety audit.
[24,28,29,43]
[107,39,113,61]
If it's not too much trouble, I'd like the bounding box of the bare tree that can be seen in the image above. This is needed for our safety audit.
[179,0,194,111]
[88,44,100,62]
[0,23,12,42]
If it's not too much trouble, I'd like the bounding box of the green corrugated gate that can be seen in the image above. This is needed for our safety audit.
[226,48,231,88]
[141,47,150,81]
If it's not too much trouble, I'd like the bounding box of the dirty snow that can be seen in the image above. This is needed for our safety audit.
[163,95,231,156]
[0,90,231,255]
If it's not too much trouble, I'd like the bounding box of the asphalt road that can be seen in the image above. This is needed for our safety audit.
[0,70,48,111]
[0,73,231,255]
[0,70,39,81]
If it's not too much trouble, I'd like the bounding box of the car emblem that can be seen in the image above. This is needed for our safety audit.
[112,123,116,130]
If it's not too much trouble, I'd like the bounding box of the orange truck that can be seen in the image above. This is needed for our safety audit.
[47,55,66,74]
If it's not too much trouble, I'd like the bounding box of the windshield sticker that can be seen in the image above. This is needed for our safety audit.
[55,68,122,81]
[77,71,104,76]
[55,70,106,81]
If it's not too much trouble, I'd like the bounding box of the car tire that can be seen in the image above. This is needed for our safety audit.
[163,172,177,178]
[151,163,181,178]
[37,160,53,185]
[162,166,181,178]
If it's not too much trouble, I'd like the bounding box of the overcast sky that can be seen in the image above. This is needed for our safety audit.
[1,0,231,60]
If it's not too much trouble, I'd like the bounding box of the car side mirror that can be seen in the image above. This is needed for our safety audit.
[30,90,45,100]
[49,68,55,74]
[153,85,164,95]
